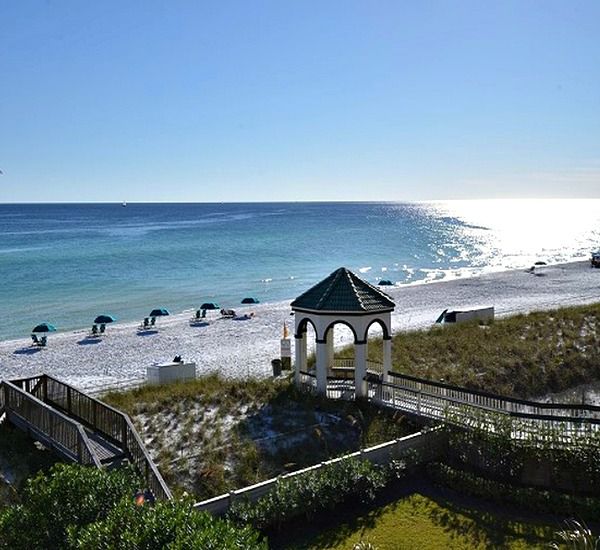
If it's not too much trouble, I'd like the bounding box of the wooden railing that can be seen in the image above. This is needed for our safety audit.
[5,375,171,501]
[367,378,600,441]
[387,372,600,420]
[298,368,600,441]
[42,375,171,501]
[1,381,101,467]
[328,358,384,374]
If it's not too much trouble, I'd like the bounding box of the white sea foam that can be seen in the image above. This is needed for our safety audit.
[359,266,372,273]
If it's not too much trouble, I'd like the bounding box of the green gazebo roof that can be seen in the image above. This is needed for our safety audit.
[291,267,395,313]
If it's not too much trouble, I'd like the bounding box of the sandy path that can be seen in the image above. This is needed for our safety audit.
[0,261,598,391]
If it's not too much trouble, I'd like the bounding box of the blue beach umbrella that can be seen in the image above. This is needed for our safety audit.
[94,314,117,324]
[32,322,56,333]
[149,308,170,317]
[241,297,260,304]
[378,279,394,286]
[200,302,219,310]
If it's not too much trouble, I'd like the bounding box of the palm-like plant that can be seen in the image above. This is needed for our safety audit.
[551,519,599,549]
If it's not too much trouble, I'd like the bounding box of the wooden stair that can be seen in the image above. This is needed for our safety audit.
[0,374,171,500]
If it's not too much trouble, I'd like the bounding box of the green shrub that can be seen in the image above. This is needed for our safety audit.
[0,463,139,550]
[442,412,600,494]
[228,457,390,531]
[428,462,600,521]
[70,499,266,549]
[0,464,264,550]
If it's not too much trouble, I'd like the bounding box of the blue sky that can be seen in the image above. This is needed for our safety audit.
[1,1,599,202]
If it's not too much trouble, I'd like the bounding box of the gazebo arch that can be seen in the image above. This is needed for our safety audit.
[291,267,395,398]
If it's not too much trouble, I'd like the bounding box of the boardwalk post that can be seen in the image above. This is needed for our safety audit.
[122,418,128,449]
[66,386,72,414]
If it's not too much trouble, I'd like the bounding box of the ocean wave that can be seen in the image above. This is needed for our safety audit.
[359,266,372,273]
[0,246,46,254]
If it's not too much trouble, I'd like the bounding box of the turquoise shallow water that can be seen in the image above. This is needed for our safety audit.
[1,200,599,341]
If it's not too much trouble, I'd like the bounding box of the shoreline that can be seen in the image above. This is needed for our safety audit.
[0,260,598,392]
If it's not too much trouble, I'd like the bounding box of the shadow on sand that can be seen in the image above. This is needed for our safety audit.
[13,347,42,355]
[137,329,159,336]
[77,337,102,345]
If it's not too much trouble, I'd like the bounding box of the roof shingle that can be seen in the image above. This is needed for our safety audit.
[291,267,395,313]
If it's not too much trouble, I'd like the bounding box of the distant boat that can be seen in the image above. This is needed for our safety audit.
[122,201,127,207]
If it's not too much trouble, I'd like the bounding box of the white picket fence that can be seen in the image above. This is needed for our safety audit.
[193,429,446,516]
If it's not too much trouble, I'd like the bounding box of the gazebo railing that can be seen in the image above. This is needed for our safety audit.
[328,358,384,377]
[299,371,317,394]
[325,377,355,400]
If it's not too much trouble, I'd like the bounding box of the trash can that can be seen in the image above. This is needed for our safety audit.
[271,359,282,377]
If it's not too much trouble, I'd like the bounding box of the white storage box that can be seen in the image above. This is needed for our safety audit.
[146,361,196,384]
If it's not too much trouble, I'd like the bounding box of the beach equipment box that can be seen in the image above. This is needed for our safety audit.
[441,306,495,324]
[146,361,197,384]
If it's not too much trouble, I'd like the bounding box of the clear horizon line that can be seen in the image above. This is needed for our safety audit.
[1,197,599,206]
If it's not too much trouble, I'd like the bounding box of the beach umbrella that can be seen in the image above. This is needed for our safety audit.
[534,261,547,266]
[378,279,393,286]
[94,314,117,324]
[32,322,56,333]
[241,297,260,304]
[149,308,170,317]
[200,302,219,310]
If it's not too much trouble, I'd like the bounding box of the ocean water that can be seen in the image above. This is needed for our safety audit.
[1,199,599,341]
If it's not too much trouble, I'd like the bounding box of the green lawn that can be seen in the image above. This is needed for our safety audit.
[273,484,560,550]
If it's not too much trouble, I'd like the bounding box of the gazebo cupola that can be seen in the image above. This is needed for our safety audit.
[291,267,395,397]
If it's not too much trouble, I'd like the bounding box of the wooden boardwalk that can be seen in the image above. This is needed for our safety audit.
[0,374,171,499]
[300,371,600,441]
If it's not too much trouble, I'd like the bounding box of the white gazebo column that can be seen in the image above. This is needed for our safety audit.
[383,337,392,383]
[326,327,335,374]
[354,341,367,398]
[315,340,328,395]
[294,333,307,386]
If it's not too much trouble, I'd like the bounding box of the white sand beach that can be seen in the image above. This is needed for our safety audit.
[0,261,598,392]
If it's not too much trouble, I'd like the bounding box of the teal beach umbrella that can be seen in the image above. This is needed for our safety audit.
[149,308,170,317]
[32,322,56,333]
[94,314,117,324]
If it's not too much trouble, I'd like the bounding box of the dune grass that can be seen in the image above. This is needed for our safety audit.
[336,303,600,398]
[102,375,416,499]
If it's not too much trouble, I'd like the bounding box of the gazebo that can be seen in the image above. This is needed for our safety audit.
[291,267,395,398]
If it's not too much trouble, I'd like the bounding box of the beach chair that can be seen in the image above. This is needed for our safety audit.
[150,317,156,326]
[100,323,106,334]
[221,308,236,318]
[142,317,150,329]
[194,309,201,320]
[31,334,40,346]
[40,336,47,347]
[91,324,99,336]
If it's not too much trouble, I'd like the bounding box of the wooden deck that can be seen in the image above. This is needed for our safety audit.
[1,374,171,499]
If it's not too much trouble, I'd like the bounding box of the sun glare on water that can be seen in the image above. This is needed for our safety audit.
[430,199,600,271]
